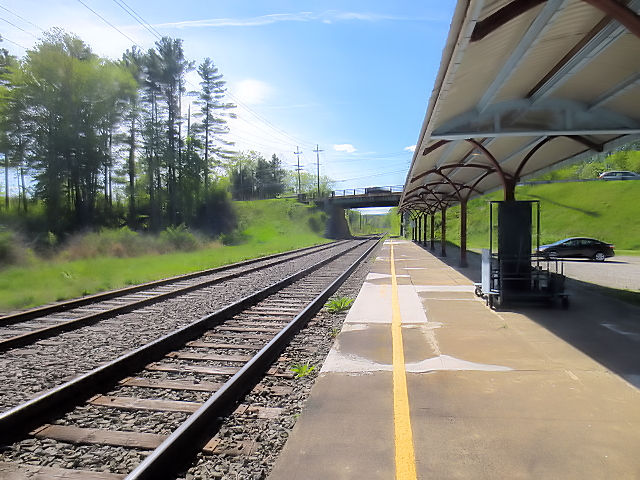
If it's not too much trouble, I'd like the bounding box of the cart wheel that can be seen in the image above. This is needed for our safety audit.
[474,286,483,297]
[561,296,569,309]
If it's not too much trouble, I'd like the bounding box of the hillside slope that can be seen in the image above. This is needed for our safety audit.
[443,181,640,251]
[230,198,328,248]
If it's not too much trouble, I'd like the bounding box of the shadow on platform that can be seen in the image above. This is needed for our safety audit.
[410,239,640,388]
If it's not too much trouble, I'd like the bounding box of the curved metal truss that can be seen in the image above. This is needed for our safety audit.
[409,134,606,208]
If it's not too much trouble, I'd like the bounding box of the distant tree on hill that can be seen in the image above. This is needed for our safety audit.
[228,151,287,200]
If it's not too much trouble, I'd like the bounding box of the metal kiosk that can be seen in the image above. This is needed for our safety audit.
[475,200,568,309]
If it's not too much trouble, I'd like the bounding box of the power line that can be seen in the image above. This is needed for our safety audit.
[70,0,315,167]
[111,0,162,40]
[0,4,43,31]
[335,168,408,183]
[76,0,139,47]
[226,90,315,149]
[313,144,323,196]
[0,34,27,49]
[230,111,311,150]
[185,77,313,156]
[0,16,38,38]
[293,147,303,194]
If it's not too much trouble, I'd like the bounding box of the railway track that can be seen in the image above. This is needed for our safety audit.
[0,237,380,479]
[0,241,347,352]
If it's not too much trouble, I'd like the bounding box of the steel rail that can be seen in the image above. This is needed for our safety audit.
[126,236,381,479]
[0,238,374,447]
[0,241,346,352]
[0,240,343,326]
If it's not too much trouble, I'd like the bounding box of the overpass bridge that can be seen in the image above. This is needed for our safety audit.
[313,186,403,238]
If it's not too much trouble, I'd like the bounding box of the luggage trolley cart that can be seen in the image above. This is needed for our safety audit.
[474,201,569,309]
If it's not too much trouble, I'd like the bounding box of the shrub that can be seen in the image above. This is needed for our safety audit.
[62,227,146,260]
[0,228,32,268]
[221,229,250,246]
[159,225,200,252]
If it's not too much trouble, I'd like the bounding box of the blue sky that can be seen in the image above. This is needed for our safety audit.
[1,0,456,208]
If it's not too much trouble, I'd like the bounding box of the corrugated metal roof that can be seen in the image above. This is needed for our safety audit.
[401,0,640,211]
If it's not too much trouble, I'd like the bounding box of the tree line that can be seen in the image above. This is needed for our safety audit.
[0,30,239,234]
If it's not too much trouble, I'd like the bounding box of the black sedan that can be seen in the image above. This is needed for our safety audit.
[537,237,615,261]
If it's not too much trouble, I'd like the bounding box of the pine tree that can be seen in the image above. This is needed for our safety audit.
[193,58,235,190]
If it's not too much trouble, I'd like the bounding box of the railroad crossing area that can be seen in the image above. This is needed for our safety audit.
[270,238,640,479]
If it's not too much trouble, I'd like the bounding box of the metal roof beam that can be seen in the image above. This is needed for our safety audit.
[477,0,567,112]
[528,0,640,102]
[471,0,546,42]
[582,0,640,38]
[432,98,640,139]
[590,72,640,109]
[433,128,640,139]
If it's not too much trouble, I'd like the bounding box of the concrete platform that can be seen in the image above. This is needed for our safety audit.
[269,239,640,479]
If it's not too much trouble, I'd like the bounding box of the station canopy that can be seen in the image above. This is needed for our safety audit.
[401,0,640,212]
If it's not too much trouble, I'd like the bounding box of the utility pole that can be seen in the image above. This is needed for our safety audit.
[313,144,323,197]
[293,147,302,194]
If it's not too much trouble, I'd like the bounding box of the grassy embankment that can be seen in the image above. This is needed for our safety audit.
[439,180,640,254]
[0,199,329,312]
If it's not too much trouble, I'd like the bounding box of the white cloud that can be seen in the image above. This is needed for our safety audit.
[334,144,357,153]
[232,79,273,105]
[155,12,314,29]
[154,11,446,30]
[404,145,416,152]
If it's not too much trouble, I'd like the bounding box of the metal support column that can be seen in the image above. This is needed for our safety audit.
[417,214,421,243]
[422,214,427,245]
[430,214,435,251]
[440,207,447,257]
[460,199,468,267]
[399,212,404,237]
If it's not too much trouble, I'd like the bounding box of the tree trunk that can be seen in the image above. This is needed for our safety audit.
[19,166,26,212]
[128,115,136,228]
[204,104,209,191]
[4,152,8,210]
[108,132,113,208]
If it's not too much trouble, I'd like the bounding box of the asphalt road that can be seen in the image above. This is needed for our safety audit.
[561,255,640,290]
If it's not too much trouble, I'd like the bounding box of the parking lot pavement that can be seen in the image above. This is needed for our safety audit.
[561,255,640,290]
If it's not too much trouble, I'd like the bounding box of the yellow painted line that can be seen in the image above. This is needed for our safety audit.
[390,243,417,480]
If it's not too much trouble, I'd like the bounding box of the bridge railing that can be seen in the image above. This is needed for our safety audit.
[330,185,404,197]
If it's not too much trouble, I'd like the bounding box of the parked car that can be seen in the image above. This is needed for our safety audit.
[537,237,614,261]
[598,170,640,180]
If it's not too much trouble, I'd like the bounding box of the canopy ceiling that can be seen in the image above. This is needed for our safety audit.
[401,0,640,211]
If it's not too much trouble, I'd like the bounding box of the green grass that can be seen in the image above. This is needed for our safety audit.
[0,199,330,312]
[439,181,640,252]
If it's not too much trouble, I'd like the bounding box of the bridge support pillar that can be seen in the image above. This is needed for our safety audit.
[399,212,404,237]
[422,214,427,245]
[440,207,447,257]
[325,205,352,239]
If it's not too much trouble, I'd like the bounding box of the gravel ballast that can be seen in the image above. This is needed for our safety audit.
[178,240,380,480]
[0,238,380,478]
[0,242,361,412]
